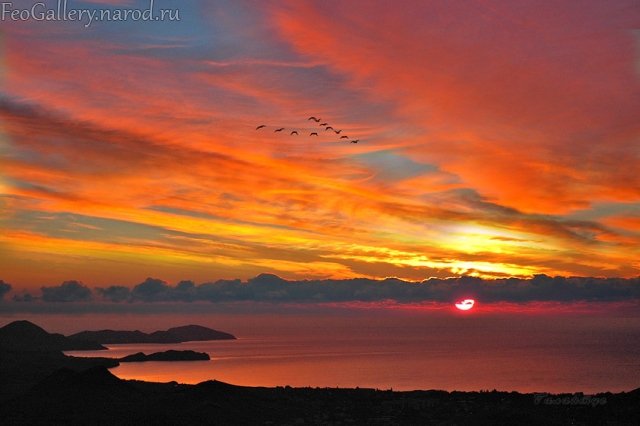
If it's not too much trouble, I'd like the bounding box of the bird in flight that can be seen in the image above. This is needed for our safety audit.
[275,128,285,132]
[325,126,334,131]
[310,132,318,136]
[334,129,342,134]
[291,131,298,135]
[256,125,266,130]
[308,117,321,122]
[319,123,328,126]
[351,139,359,143]
[340,135,349,139]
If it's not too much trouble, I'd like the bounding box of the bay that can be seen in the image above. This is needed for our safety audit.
[64,315,640,394]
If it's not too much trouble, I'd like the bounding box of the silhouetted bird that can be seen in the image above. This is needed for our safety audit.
[308,117,321,122]
[334,129,342,134]
[291,131,298,135]
[275,128,285,132]
[319,123,328,126]
[256,125,266,130]
[351,140,359,143]
[310,132,318,136]
[325,126,334,131]
[340,135,349,139]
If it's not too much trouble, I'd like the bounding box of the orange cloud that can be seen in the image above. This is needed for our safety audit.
[271,0,640,214]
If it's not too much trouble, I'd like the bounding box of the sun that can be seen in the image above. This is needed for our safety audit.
[455,299,475,311]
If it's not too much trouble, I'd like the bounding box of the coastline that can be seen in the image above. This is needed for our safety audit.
[2,320,639,425]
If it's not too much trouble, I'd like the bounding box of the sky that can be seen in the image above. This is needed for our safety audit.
[1,0,640,307]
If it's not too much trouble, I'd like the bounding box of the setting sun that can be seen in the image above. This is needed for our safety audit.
[455,299,476,311]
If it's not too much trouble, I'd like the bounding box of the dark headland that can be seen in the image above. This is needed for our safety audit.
[0,320,108,351]
[1,320,638,426]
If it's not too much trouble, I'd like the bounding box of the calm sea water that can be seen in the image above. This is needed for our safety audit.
[55,314,640,394]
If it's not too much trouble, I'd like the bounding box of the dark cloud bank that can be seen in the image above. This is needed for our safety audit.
[0,280,12,300]
[41,280,92,302]
[5,274,639,304]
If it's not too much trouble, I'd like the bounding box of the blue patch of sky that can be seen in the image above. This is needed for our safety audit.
[75,0,206,42]
[567,202,640,222]
[68,0,295,64]
[352,150,439,183]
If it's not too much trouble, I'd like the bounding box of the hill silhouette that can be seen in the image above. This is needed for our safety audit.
[119,350,210,362]
[1,366,143,425]
[2,368,639,426]
[68,324,236,344]
[0,320,106,351]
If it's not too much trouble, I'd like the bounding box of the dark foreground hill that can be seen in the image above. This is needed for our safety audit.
[68,324,236,344]
[0,346,119,401]
[0,320,213,400]
[1,365,639,426]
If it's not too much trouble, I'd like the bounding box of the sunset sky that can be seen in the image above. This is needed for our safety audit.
[1,0,640,300]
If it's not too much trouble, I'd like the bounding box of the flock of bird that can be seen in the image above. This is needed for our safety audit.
[255,117,360,143]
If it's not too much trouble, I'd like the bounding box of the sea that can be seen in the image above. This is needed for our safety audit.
[3,310,640,394]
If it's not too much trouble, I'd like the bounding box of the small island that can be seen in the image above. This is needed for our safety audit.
[119,350,210,362]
